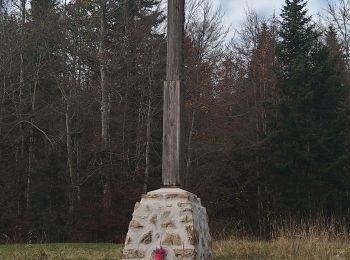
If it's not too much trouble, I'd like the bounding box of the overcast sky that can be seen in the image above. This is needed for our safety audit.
[211,0,336,29]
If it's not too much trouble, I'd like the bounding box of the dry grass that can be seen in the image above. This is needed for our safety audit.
[214,217,350,259]
[0,219,349,259]
[214,239,350,259]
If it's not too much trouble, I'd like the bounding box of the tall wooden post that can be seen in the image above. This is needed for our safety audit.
[162,0,185,187]
[124,2,212,258]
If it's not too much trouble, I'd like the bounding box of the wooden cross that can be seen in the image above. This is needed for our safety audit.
[162,0,185,187]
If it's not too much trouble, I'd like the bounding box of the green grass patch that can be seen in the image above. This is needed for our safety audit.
[0,243,122,259]
[1,239,350,259]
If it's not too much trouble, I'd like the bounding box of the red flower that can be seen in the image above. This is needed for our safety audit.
[153,247,166,260]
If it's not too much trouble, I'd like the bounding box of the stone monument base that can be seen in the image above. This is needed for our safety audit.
[122,188,213,260]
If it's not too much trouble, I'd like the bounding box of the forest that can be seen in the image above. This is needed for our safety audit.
[0,0,350,244]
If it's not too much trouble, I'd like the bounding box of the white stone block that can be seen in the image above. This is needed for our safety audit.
[122,188,213,260]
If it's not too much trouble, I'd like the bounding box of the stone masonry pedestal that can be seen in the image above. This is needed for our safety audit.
[122,188,213,260]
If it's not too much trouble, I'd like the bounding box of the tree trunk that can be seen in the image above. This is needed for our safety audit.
[66,101,79,214]
[185,110,195,189]
[26,133,33,210]
[134,88,145,179]
[100,0,110,145]
[99,0,112,210]
[19,0,26,215]
[19,0,25,105]
[144,72,153,194]
[0,76,4,161]
[26,55,41,210]
[121,0,128,170]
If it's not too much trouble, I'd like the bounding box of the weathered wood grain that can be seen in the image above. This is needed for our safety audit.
[162,81,183,186]
[162,0,185,186]
[166,0,184,81]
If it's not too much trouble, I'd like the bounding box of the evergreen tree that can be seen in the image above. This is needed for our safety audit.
[326,26,347,81]
[263,0,350,214]
[279,0,316,66]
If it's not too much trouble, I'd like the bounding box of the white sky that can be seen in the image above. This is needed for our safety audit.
[212,0,336,29]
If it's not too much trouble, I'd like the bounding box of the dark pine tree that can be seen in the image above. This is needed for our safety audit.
[262,0,350,215]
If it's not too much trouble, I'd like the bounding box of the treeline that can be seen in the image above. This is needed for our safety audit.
[0,0,350,243]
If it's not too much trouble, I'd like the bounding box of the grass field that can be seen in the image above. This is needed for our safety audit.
[1,238,350,259]
[0,243,122,259]
[213,239,350,259]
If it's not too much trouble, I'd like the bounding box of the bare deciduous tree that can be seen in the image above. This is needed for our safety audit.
[326,0,350,65]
